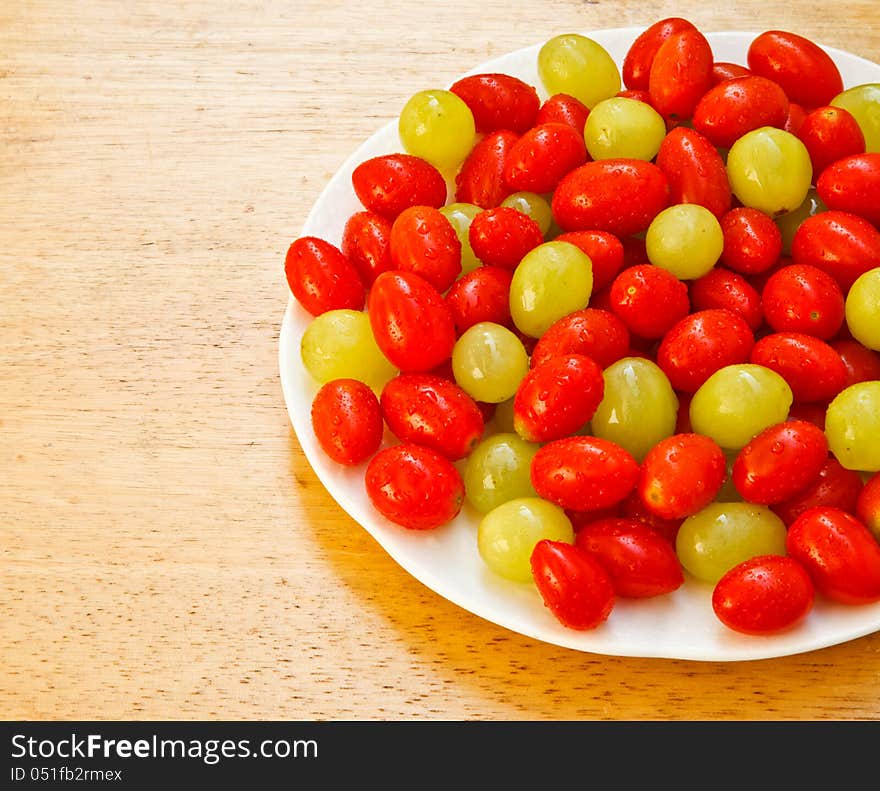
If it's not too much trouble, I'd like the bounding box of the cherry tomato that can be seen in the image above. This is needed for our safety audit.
[648,27,714,122]
[719,207,783,275]
[657,309,755,393]
[534,93,591,134]
[503,122,588,194]
[609,264,690,340]
[449,72,540,134]
[786,506,880,604]
[380,373,484,461]
[623,17,698,91]
[513,354,605,443]
[454,129,518,209]
[352,153,447,219]
[531,436,640,512]
[747,30,843,107]
[389,205,462,293]
[856,473,880,540]
[575,518,684,597]
[554,230,625,291]
[772,456,864,527]
[310,379,383,465]
[444,266,513,334]
[749,331,847,403]
[616,88,654,106]
[468,206,544,270]
[832,338,880,386]
[816,152,880,226]
[732,419,829,504]
[365,443,464,530]
[619,491,684,544]
[529,308,630,370]
[284,236,365,316]
[712,555,814,635]
[655,126,731,219]
[530,540,615,630]
[689,267,764,331]
[711,61,751,84]
[551,159,670,236]
[783,102,808,135]
[368,271,455,372]
[797,105,866,179]
[761,263,845,340]
[341,210,394,287]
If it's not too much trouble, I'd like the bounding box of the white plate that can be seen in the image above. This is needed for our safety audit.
[279,27,880,661]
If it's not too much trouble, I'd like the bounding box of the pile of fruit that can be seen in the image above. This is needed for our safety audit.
[285,18,880,638]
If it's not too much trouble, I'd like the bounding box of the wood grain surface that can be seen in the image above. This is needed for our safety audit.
[3,0,880,721]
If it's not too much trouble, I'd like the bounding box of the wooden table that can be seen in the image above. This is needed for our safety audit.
[3,0,880,722]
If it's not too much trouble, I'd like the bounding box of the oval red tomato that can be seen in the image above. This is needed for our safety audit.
[503,122,588,194]
[553,230,625,292]
[772,456,864,527]
[284,236,365,316]
[454,129,518,209]
[719,207,783,276]
[352,153,447,219]
[529,308,630,370]
[468,206,544,270]
[444,266,513,334]
[341,210,394,287]
[797,105,866,179]
[761,263,845,340]
[609,264,690,340]
[622,17,698,91]
[310,378,383,465]
[534,93,591,134]
[655,126,731,219]
[689,267,765,331]
[449,72,540,134]
[749,331,847,403]
[389,205,462,293]
[816,152,880,226]
[648,27,714,121]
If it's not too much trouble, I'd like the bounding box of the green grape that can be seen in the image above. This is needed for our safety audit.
[775,188,826,254]
[726,127,813,216]
[537,34,621,109]
[690,364,793,451]
[464,433,540,514]
[591,357,678,462]
[452,321,529,403]
[509,241,593,338]
[832,83,880,152]
[300,309,396,390]
[477,497,574,582]
[844,267,880,351]
[491,397,516,434]
[501,192,554,236]
[676,502,788,583]
[399,89,476,173]
[584,96,667,161]
[440,202,483,275]
[825,381,880,472]
[645,204,724,280]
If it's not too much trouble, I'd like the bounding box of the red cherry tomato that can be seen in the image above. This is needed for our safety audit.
[647,27,714,122]
[534,93,591,134]
[341,210,394,287]
[468,206,544,270]
[747,30,844,108]
[719,207,784,275]
[749,331,847,403]
[711,61,751,84]
[513,354,605,443]
[689,267,764,331]
[816,152,880,226]
[637,433,727,519]
[454,129,518,209]
[784,102,808,135]
[657,308,755,393]
[352,153,447,219]
[531,436,640,512]
[609,264,690,340]
[856,473,880,540]
[772,456,864,527]
[786,507,880,604]
[712,555,814,635]
[761,263,845,340]
[553,230,625,291]
[575,518,684,598]
[530,540,615,630]
[380,374,484,461]
[284,236,365,316]
[551,159,670,236]
[619,492,684,544]
[389,205,462,293]
[732,419,829,504]
[444,266,513,334]
[655,126,731,219]
[368,271,455,372]
[623,17,698,91]
[449,72,539,134]
[832,339,880,386]
[616,88,654,107]
[797,105,866,179]
[310,379,383,466]
[529,308,630,370]
[503,122,588,194]
[365,443,464,530]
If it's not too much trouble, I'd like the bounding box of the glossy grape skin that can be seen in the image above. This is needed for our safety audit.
[845,268,880,351]
[451,321,529,404]
[646,204,725,280]
[584,96,667,161]
[591,357,679,462]
[675,502,788,583]
[463,433,539,514]
[501,192,554,235]
[831,83,880,152]
[537,34,621,109]
[689,364,793,451]
[478,497,575,582]
[398,89,476,173]
[439,202,483,275]
[300,308,396,390]
[825,381,880,471]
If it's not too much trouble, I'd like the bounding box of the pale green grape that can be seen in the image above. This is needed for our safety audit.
[825,381,880,472]
[440,202,483,275]
[832,83,880,152]
[399,89,476,172]
[501,192,554,236]
[689,364,792,451]
[726,127,813,216]
[645,204,724,280]
[477,497,574,582]
[591,357,678,462]
[584,96,667,161]
[676,502,788,583]
[300,309,396,390]
[464,433,540,514]
[775,188,826,255]
[845,267,880,350]
[537,34,621,109]
[509,241,593,337]
[452,321,529,403]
